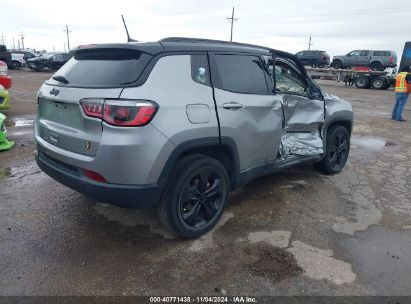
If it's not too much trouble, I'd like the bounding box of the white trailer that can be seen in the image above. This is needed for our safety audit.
[306,66,397,90]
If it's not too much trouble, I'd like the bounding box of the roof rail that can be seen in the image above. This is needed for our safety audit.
[160,37,270,50]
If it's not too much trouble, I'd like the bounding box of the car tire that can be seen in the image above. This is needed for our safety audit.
[11,61,21,70]
[371,77,387,90]
[332,60,342,69]
[314,126,350,175]
[370,61,383,71]
[354,76,370,89]
[158,154,230,238]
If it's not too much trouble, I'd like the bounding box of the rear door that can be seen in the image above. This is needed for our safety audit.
[36,48,152,156]
[210,53,283,172]
[273,54,325,158]
[358,50,371,65]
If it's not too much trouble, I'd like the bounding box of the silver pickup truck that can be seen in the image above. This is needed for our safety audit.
[332,50,397,70]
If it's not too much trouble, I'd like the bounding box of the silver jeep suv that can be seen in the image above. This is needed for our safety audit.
[35,38,353,237]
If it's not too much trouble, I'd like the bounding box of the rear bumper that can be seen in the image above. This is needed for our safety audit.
[35,149,162,209]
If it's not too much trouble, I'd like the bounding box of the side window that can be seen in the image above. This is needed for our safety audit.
[214,54,269,94]
[360,50,369,56]
[373,51,380,56]
[296,51,304,56]
[191,54,211,86]
[275,58,309,96]
[349,50,360,56]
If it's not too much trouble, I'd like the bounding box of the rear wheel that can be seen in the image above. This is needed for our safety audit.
[332,60,342,69]
[354,76,370,89]
[314,126,350,175]
[370,61,383,71]
[11,61,21,70]
[158,155,230,238]
[371,77,387,90]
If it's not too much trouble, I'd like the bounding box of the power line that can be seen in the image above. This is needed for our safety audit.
[226,6,238,42]
[308,37,313,50]
[19,31,25,49]
[63,25,71,51]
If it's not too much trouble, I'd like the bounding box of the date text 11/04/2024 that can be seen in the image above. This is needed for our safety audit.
[149,296,257,303]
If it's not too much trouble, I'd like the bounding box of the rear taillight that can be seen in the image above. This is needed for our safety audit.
[80,100,104,119]
[80,99,157,127]
[389,56,394,63]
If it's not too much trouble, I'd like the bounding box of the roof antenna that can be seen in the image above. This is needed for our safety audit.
[121,15,138,42]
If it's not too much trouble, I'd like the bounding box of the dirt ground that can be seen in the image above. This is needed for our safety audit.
[1,70,411,296]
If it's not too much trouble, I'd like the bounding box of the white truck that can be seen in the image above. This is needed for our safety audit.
[10,53,25,70]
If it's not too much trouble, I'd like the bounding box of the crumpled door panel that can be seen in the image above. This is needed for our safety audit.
[279,94,324,158]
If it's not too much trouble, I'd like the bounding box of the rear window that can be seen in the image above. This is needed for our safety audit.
[52,48,152,87]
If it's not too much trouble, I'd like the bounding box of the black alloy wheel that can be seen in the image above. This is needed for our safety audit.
[328,131,349,171]
[158,155,230,238]
[179,167,224,228]
[314,126,350,175]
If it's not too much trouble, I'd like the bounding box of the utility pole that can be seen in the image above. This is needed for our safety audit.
[20,31,25,49]
[307,36,313,50]
[226,6,238,42]
[63,25,71,51]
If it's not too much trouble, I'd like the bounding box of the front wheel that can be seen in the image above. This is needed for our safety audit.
[158,155,230,238]
[314,126,350,175]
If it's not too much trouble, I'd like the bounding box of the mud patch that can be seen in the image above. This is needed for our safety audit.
[189,212,234,252]
[93,203,176,240]
[244,243,302,283]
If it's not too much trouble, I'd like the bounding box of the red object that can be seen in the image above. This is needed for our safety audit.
[84,169,107,183]
[81,99,157,127]
[389,56,394,63]
[0,75,12,90]
[80,100,104,118]
[353,66,370,72]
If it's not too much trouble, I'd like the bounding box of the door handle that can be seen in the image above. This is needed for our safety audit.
[223,102,244,110]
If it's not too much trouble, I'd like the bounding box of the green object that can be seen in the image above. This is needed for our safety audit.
[0,89,11,110]
[0,112,15,151]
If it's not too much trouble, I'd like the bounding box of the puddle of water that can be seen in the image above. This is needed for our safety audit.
[0,168,11,180]
[351,136,387,151]
[5,119,34,128]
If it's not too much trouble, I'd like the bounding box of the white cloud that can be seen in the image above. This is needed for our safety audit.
[0,0,409,57]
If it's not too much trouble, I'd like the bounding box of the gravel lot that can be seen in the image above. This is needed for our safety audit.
[1,70,410,296]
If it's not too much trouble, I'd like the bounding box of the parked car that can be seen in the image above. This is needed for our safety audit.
[0,61,12,110]
[10,53,25,70]
[332,50,397,70]
[27,52,72,72]
[11,50,37,61]
[295,50,330,68]
[0,45,12,67]
[34,38,353,237]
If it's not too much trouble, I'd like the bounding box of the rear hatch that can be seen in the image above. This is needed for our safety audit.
[37,47,153,156]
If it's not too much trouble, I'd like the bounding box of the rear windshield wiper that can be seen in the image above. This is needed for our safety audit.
[52,75,69,84]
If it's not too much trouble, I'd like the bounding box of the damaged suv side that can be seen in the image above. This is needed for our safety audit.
[35,38,353,238]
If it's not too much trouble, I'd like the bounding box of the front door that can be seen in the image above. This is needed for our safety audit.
[210,52,284,172]
[273,54,325,158]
